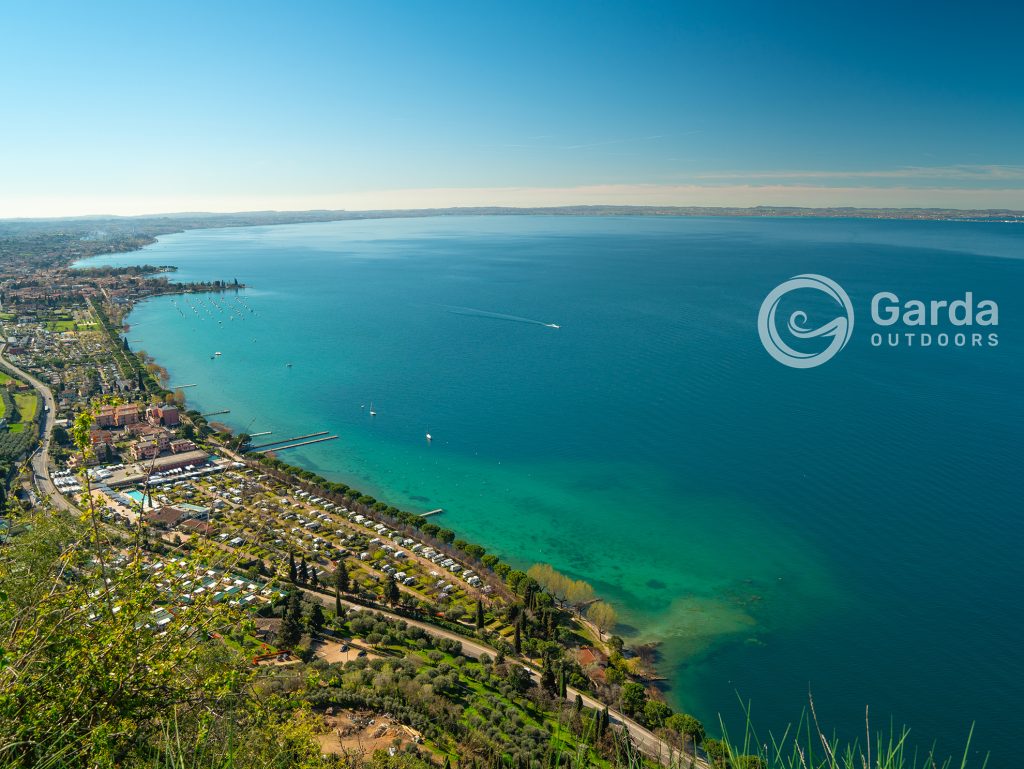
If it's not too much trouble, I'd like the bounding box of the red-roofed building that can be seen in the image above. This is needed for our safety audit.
[147,404,180,427]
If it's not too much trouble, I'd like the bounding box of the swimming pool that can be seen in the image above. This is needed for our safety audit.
[124,489,149,506]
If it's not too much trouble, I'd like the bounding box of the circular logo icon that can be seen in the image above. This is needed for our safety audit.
[758,274,854,368]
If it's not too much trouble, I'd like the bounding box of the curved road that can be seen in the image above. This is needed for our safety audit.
[0,344,69,512]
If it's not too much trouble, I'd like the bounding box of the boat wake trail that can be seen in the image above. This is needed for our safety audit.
[444,305,559,329]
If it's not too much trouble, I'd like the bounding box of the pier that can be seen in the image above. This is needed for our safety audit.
[250,435,338,453]
[170,383,197,389]
[249,431,272,437]
[249,431,329,450]
[201,409,230,417]
[421,508,444,517]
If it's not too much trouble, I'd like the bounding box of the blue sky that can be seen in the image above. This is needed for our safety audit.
[2,0,1023,216]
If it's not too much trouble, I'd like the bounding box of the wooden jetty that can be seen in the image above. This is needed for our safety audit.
[249,431,329,450]
[250,435,338,453]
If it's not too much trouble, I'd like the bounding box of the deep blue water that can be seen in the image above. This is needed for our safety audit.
[82,216,1023,764]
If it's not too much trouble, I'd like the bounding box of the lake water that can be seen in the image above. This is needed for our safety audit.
[82,215,1023,763]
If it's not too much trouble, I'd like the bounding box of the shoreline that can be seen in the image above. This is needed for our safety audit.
[74,216,846,718]
[101,270,711,703]
[108,280,799,721]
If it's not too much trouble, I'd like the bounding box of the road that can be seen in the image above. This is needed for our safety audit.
[0,344,73,513]
[306,588,705,767]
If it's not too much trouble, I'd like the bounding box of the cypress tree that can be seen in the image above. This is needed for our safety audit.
[307,603,325,636]
[299,556,308,584]
[310,567,319,587]
[542,662,556,695]
[385,578,400,605]
[334,568,343,616]
[288,551,297,582]
[574,693,583,713]
[513,618,522,654]
[476,598,485,631]
[558,664,567,699]
[279,591,303,648]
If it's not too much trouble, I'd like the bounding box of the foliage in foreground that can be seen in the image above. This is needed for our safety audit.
[0,505,990,769]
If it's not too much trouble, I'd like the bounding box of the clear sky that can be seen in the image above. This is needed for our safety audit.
[2,0,1023,216]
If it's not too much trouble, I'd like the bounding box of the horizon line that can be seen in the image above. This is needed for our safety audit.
[5,202,1024,224]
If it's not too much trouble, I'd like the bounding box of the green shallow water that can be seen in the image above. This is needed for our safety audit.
[82,215,1023,764]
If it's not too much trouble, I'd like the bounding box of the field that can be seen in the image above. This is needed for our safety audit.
[13,392,39,422]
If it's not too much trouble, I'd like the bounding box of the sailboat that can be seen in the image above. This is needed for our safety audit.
[369,402,377,417]
[425,433,432,442]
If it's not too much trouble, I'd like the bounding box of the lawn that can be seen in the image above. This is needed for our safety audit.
[14,392,39,422]
[45,319,79,332]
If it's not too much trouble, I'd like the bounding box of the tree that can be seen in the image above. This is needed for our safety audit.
[643,700,672,728]
[558,664,567,699]
[513,618,522,654]
[334,565,347,616]
[703,738,729,768]
[279,591,303,648]
[336,562,349,593]
[437,528,455,544]
[620,682,648,717]
[298,556,308,584]
[288,551,297,582]
[528,563,572,603]
[384,578,400,606]
[541,662,556,695]
[505,664,532,694]
[665,713,705,746]
[475,598,485,631]
[481,554,499,570]
[309,567,318,588]
[565,579,595,614]
[307,603,325,637]
[586,601,618,640]
[505,570,528,593]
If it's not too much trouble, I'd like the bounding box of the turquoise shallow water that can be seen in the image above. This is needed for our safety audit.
[83,216,1023,763]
